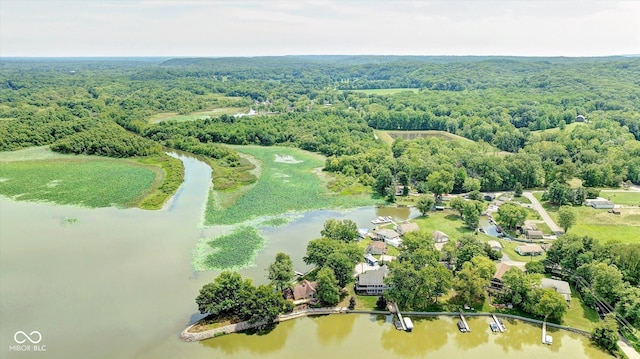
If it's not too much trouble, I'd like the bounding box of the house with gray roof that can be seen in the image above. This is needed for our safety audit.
[355,265,390,295]
[541,278,572,305]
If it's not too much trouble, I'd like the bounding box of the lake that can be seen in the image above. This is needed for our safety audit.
[0,154,611,358]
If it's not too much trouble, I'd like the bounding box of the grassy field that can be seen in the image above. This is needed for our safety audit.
[205,146,380,225]
[562,285,601,331]
[533,192,640,244]
[192,226,266,271]
[600,191,640,206]
[531,122,584,135]
[136,154,184,210]
[349,88,419,95]
[147,107,249,123]
[380,130,508,156]
[0,150,158,208]
[412,209,476,240]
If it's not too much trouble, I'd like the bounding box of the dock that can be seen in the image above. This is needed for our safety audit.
[459,312,471,332]
[492,314,505,333]
[542,321,552,345]
[392,302,408,331]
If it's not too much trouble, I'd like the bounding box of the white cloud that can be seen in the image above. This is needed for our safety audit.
[1,0,638,56]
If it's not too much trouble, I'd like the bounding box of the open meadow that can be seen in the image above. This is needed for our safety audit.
[534,192,640,244]
[348,88,419,95]
[380,130,508,155]
[205,146,380,225]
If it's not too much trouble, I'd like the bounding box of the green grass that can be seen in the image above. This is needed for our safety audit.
[600,191,640,206]
[205,146,380,225]
[412,210,476,240]
[136,154,185,210]
[562,286,600,331]
[381,130,508,156]
[534,192,640,244]
[531,122,584,135]
[0,156,157,208]
[349,88,419,95]
[192,226,266,271]
[148,107,249,123]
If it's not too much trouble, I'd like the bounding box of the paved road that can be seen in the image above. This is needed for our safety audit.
[522,191,562,234]
[618,338,640,359]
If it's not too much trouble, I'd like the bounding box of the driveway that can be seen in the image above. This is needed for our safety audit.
[522,191,562,234]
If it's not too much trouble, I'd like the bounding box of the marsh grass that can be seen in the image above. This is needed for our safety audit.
[205,146,379,225]
[193,226,266,271]
[0,157,156,208]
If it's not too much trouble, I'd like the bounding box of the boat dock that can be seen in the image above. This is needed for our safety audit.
[492,314,505,333]
[542,321,552,345]
[392,302,408,331]
[459,312,471,332]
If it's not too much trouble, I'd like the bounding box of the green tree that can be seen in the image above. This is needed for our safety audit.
[195,271,253,317]
[416,195,435,216]
[244,285,293,324]
[456,235,488,267]
[591,314,619,354]
[321,219,358,242]
[462,200,483,229]
[497,202,527,230]
[454,261,489,304]
[468,190,483,201]
[374,167,393,196]
[592,262,625,304]
[514,182,523,197]
[316,267,341,306]
[557,206,577,233]
[326,252,354,288]
[268,252,294,292]
[531,288,568,322]
[525,261,546,274]
[427,170,454,201]
[303,237,336,267]
[449,196,466,217]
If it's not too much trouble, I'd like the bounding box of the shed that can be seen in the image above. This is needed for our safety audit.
[433,230,450,243]
[527,230,544,240]
[487,240,502,251]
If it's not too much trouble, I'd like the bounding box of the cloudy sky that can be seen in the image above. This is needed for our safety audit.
[1,0,639,57]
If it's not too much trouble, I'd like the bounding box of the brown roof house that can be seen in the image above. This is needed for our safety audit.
[395,222,420,236]
[491,263,512,290]
[292,280,317,301]
[433,230,450,243]
[515,244,543,256]
[366,241,387,255]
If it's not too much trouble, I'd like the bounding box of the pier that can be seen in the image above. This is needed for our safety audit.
[492,314,505,333]
[542,321,553,344]
[459,312,471,332]
[391,302,408,331]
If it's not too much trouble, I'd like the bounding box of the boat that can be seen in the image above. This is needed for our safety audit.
[545,335,553,345]
[457,320,467,333]
[371,216,392,224]
[490,322,499,332]
[403,317,414,332]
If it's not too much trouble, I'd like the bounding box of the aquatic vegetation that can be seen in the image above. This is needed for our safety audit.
[0,158,156,208]
[260,217,290,227]
[205,146,380,225]
[193,226,266,271]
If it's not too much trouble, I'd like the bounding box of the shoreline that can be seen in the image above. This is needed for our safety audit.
[180,308,591,342]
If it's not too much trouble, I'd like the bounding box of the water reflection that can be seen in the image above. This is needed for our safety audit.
[312,314,357,345]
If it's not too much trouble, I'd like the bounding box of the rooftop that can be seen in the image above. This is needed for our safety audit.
[358,265,389,286]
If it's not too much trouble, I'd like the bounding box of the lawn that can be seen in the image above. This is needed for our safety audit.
[600,191,640,206]
[205,146,380,225]
[534,192,640,244]
[413,210,476,240]
[562,285,600,331]
[0,154,158,208]
[349,88,419,95]
[148,107,249,123]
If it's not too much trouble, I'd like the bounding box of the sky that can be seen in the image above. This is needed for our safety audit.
[1,0,639,57]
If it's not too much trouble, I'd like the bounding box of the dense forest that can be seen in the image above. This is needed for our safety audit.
[1,56,640,194]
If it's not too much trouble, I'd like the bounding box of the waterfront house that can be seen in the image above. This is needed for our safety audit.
[292,280,317,301]
[357,228,369,240]
[515,244,544,256]
[540,278,572,306]
[375,228,400,242]
[395,222,419,236]
[491,262,512,290]
[355,265,390,295]
[366,241,387,255]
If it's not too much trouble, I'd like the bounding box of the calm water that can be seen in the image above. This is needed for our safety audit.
[0,154,610,358]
